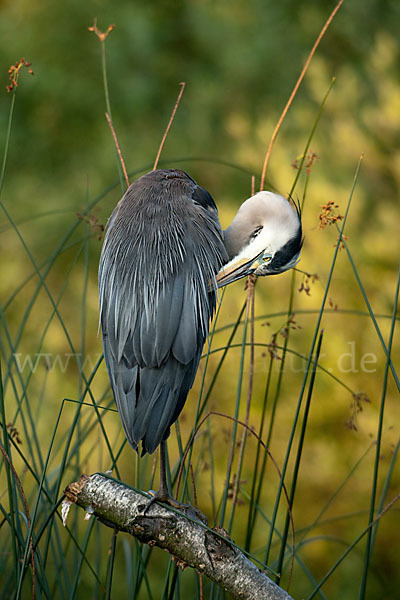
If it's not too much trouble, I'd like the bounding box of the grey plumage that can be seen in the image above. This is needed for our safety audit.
[99,172,303,459]
[99,169,227,454]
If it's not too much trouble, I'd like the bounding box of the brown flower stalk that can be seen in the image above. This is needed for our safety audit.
[153,82,186,171]
[260,0,344,190]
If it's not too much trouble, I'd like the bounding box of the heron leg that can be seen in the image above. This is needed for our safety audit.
[157,440,171,500]
[144,441,207,524]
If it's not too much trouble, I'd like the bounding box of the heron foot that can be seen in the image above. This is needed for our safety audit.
[143,489,207,524]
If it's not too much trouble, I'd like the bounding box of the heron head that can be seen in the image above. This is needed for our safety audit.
[216,191,302,287]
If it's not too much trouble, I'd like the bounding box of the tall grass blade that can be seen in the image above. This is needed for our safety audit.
[358,263,400,599]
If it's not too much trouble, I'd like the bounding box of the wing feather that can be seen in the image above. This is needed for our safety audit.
[99,169,228,454]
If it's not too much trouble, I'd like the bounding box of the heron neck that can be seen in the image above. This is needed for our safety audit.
[223,223,250,260]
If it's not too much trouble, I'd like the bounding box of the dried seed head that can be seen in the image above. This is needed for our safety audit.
[6,58,34,92]
[88,18,115,42]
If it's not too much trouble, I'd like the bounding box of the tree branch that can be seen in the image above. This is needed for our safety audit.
[64,474,293,600]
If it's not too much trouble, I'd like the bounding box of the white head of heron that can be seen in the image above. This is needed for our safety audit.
[216,191,302,287]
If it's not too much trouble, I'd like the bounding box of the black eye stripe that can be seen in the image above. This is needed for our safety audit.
[269,225,303,271]
[251,225,263,239]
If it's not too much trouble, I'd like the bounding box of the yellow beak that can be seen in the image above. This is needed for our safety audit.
[215,253,264,288]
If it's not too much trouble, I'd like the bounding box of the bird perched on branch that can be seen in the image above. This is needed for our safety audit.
[99,168,302,504]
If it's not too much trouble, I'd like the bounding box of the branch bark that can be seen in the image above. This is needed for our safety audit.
[64,474,293,600]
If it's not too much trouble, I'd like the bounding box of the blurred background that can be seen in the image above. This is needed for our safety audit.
[0,0,399,599]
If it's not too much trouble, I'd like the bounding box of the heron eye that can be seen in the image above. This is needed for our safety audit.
[263,256,271,263]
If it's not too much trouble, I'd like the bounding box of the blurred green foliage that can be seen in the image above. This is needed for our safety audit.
[0,0,399,599]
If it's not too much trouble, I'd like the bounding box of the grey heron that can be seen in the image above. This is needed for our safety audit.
[99,168,302,504]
